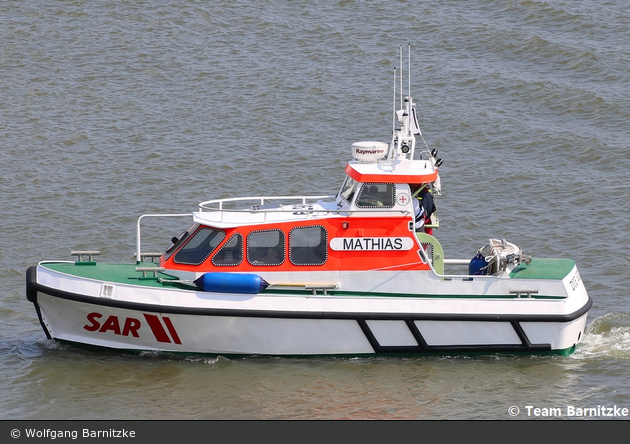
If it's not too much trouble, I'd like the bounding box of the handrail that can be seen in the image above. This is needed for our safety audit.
[198,195,333,211]
[443,259,471,265]
[135,199,414,263]
[71,250,100,262]
[197,195,411,224]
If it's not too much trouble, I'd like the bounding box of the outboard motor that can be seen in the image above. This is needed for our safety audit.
[470,239,532,276]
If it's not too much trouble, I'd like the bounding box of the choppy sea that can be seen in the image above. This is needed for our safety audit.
[2,0,630,420]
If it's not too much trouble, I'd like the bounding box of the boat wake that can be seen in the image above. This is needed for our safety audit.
[573,312,630,360]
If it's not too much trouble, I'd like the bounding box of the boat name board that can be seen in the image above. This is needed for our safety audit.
[569,269,582,291]
[329,237,415,251]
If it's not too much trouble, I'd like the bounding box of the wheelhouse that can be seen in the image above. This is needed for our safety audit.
[159,179,436,275]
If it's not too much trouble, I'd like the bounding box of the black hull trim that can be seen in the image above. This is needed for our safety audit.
[26,266,52,339]
[26,266,592,355]
[357,319,552,354]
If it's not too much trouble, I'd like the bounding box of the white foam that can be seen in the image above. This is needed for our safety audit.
[572,313,630,360]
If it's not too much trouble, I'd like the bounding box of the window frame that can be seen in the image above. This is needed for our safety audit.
[172,226,226,266]
[211,233,244,267]
[355,183,396,208]
[289,225,328,266]
[246,229,286,266]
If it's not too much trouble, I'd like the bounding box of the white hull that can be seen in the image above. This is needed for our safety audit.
[27,265,592,356]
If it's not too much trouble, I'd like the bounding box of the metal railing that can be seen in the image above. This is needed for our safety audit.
[135,195,414,263]
[136,213,191,264]
[197,195,410,223]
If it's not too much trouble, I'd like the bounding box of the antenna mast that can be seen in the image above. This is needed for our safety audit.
[388,45,421,163]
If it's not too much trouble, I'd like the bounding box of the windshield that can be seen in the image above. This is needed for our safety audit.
[173,227,226,265]
[336,176,358,205]
[164,223,199,259]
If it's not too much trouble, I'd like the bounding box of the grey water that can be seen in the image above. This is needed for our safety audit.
[2,0,630,420]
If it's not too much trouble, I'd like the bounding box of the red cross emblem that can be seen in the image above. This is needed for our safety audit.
[397,193,410,206]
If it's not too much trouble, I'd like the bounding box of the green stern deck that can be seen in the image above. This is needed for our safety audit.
[509,258,575,280]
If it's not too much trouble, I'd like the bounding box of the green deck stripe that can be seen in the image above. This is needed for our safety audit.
[40,261,565,299]
[42,262,177,287]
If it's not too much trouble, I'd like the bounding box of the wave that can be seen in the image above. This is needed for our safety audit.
[573,312,630,360]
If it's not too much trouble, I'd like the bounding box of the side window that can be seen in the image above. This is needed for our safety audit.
[289,226,327,266]
[247,229,285,266]
[356,183,395,208]
[174,227,225,265]
[212,233,243,266]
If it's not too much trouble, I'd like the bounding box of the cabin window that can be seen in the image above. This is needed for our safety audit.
[247,229,285,266]
[356,183,395,208]
[165,223,200,260]
[337,176,358,205]
[212,233,244,266]
[173,227,225,265]
[289,226,327,266]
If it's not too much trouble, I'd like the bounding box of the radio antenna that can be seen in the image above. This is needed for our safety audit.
[408,44,411,99]
[392,67,396,137]
[399,45,403,110]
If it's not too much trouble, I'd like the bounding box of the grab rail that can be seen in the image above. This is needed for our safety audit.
[197,195,410,224]
[71,250,100,262]
[198,195,332,211]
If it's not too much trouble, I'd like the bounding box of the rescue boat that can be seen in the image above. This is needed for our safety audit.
[26,48,591,357]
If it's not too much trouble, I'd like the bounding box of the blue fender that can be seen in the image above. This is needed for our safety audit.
[193,272,269,294]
